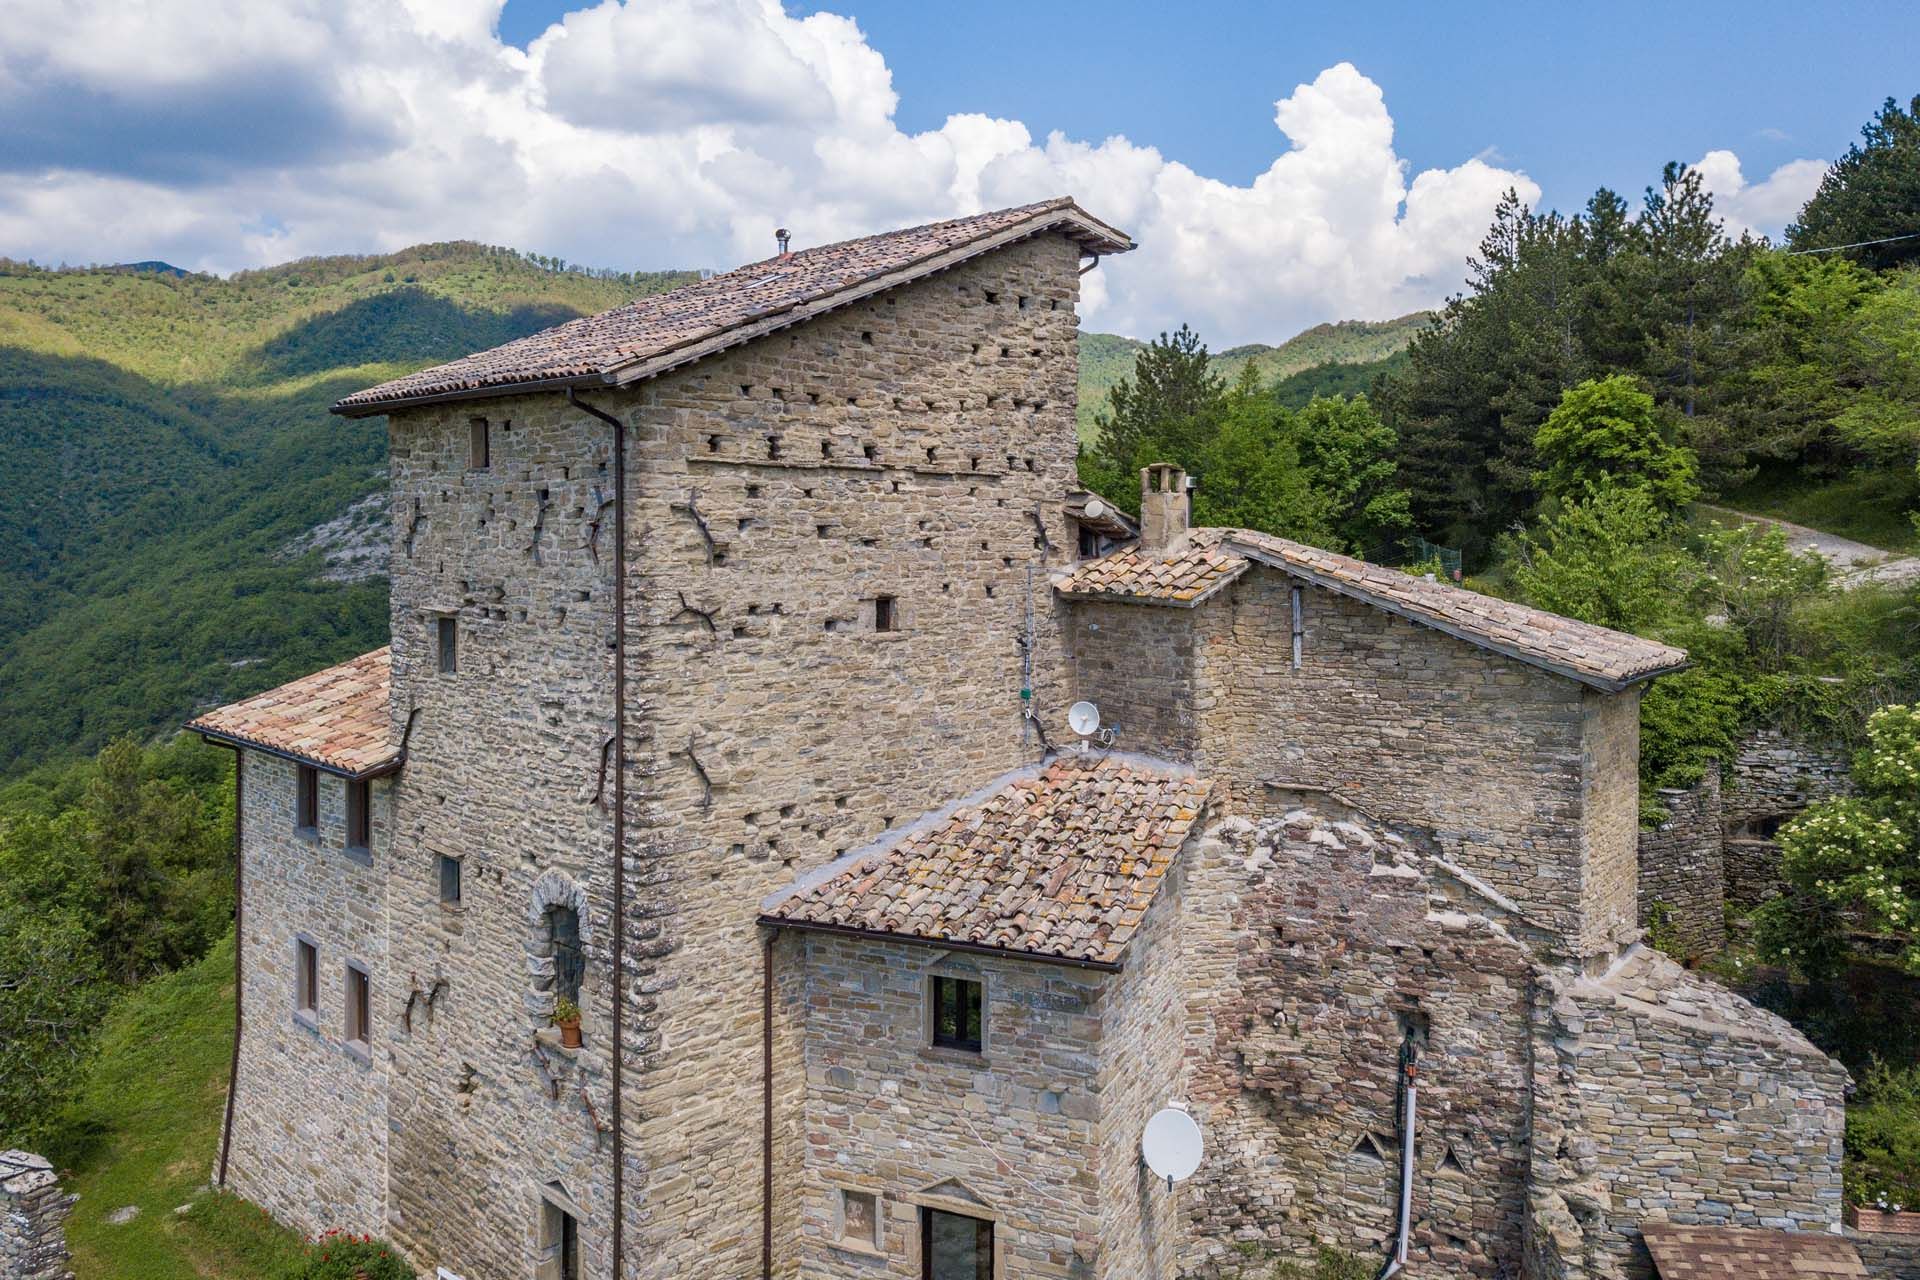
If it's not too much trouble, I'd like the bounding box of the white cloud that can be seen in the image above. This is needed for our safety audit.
[0,0,1822,344]
[1692,150,1828,240]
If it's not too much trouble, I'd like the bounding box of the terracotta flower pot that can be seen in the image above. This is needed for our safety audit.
[1848,1205,1920,1234]
[558,1020,582,1049]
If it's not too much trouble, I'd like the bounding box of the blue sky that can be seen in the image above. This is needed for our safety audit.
[498,0,1914,220]
[3,0,1912,342]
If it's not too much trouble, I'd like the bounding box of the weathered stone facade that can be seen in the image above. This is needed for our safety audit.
[0,1153,72,1280]
[205,207,1850,1280]
[1725,727,1854,909]
[1637,773,1727,958]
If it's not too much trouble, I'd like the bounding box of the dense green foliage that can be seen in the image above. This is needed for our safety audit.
[1789,94,1920,270]
[0,735,233,1145]
[1074,312,1427,436]
[1846,1060,1920,1209]
[0,244,693,774]
[1079,330,1411,556]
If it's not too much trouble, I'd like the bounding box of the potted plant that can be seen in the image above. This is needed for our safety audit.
[552,997,582,1049]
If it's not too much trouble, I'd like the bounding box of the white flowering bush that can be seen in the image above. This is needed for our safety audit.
[1758,705,1920,977]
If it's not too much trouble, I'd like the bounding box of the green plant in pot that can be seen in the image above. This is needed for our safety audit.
[552,996,582,1048]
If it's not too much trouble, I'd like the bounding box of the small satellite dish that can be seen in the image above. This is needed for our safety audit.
[1083,497,1108,520]
[1142,1107,1203,1183]
[1067,701,1101,737]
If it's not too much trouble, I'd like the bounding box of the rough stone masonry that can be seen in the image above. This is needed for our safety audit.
[189,198,1846,1280]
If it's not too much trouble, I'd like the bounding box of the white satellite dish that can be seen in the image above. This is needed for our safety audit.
[1083,497,1108,520]
[1141,1107,1203,1184]
[1067,701,1101,737]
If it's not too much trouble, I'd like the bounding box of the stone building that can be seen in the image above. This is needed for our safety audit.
[189,198,1846,1280]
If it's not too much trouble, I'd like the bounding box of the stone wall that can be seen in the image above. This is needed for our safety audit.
[0,1153,72,1280]
[1530,950,1848,1280]
[1725,727,1853,909]
[1067,599,1206,761]
[1636,773,1726,958]
[784,930,1110,1278]
[226,752,391,1239]
[1849,1230,1920,1280]
[1178,812,1538,1279]
[1186,568,1634,958]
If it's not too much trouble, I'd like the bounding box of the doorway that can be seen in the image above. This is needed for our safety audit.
[921,1206,993,1280]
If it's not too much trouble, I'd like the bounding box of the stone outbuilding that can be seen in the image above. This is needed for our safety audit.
[187,198,1846,1280]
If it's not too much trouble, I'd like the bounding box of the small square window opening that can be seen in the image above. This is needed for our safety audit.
[873,596,897,633]
[930,975,983,1054]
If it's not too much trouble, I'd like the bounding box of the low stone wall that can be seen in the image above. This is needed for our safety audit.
[1724,728,1853,909]
[0,1152,74,1280]
[1850,1229,1920,1280]
[1637,773,1726,958]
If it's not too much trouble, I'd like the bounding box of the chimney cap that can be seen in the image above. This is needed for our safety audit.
[775,227,792,256]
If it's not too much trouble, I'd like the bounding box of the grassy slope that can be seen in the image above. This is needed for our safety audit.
[0,248,694,774]
[1075,311,1431,436]
[48,934,313,1280]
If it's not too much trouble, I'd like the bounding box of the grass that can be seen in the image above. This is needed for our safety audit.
[45,933,312,1280]
[1719,465,1920,555]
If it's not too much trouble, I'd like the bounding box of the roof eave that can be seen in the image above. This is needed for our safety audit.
[191,725,404,781]
[330,370,611,419]
[756,915,1124,972]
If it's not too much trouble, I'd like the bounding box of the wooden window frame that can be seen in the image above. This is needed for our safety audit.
[920,1205,994,1280]
[294,936,318,1024]
[295,765,319,836]
[345,779,372,859]
[344,960,371,1057]
[873,595,898,633]
[928,975,983,1055]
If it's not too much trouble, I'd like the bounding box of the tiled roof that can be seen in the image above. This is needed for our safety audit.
[335,198,1133,415]
[1641,1224,1866,1280]
[762,756,1211,968]
[1053,527,1687,690]
[1051,527,1247,605]
[188,648,400,778]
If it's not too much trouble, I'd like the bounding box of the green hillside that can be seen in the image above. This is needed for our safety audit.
[0,247,693,774]
[1075,311,1430,435]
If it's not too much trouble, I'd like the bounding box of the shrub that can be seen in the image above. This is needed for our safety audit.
[289,1230,415,1280]
[1847,1059,1920,1210]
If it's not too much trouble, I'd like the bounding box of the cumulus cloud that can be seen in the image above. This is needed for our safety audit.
[0,0,1825,343]
[1691,150,1828,240]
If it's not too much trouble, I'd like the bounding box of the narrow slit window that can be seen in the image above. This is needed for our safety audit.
[296,765,319,834]
[438,854,462,906]
[929,975,983,1054]
[547,905,584,1007]
[345,962,370,1048]
[346,779,371,855]
[469,417,490,470]
[437,615,458,674]
[1290,585,1304,670]
[295,938,318,1019]
[873,596,897,633]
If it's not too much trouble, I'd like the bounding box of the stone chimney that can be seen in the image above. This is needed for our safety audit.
[1140,463,1191,558]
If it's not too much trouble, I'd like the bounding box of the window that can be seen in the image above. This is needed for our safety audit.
[296,765,319,835]
[921,1207,993,1280]
[295,938,318,1021]
[839,1189,881,1251]
[929,976,983,1054]
[438,854,462,906]
[537,1195,581,1280]
[469,416,490,469]
[1290,585,1304,670]
[1077,524,1100,560]
[346,779,371,856]
[437,615,458,674]
[547,905,583,1006]
[873,595,897,633]
[345,962,370,1050]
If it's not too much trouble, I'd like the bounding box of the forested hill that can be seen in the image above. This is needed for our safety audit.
[1077,311,1429,434]
[0,245,694,775]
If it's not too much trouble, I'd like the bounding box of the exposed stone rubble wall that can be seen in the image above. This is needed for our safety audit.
[1636,773,1726,958]
[0,1152,73,1280]
[1725,727,1853,908]
[1528,949,1848,1280]
[225,753,391,1239]
[1178,812,1538,1279]
[1848,1230,1920,1280]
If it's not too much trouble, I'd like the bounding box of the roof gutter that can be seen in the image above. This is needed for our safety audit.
[756,916,1123,973]
[566,387,629,1280]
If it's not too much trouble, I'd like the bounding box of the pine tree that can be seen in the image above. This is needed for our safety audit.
[1789,94,1920,270]
[1086,324,1226,511]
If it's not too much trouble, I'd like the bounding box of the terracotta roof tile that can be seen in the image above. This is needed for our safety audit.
[762,756,1210,967]
[334,198,1132,415]
[1053,527,1687,690]
[188,648,399,777]
[1642,1224,1867,1280]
